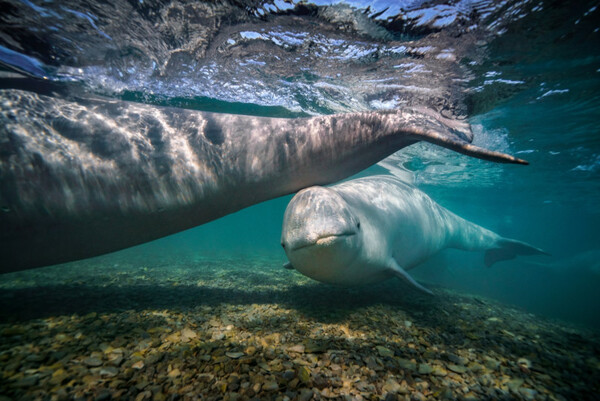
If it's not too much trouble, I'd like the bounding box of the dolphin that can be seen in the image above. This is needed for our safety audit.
[525,250,600,276]
[280,175,547,294]
[0,89,527,273]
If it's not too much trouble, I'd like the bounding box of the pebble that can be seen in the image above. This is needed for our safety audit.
[262,381,279,391]
[94,390,112,401]
[478,374,493,387]
[382,378,402,393]
[145,352,163,365]
[507,378,525,392]
[448,364,467,374]
[376,346,394,357]
[153,393,166,401]
[303,340,326,353]
[484,357,500,370]
[439,387,453,399]
[282,369,296,380]
[298,366,311,383]
[83,357,103,367]
[135,391,150,401]
[467,362,484,373]
[135,379,149,390]
[288,344,305,353]
[50,368,69,385]
[446,353,468,365]
[108,354,124,366]
[519,387,538,400]
[397,358,417,371]
[25,353,43,362]
[410,391,426,401]
[462,392,479,401]
[14,375,39,387]
[298,389,314,401]
[180,328,197,342]
[432,365,448,376]
[418,363,433,374]
[99,366,119,377]
[225,352,245,359]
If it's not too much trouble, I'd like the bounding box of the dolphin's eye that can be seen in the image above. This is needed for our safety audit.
[356,222,361,229]
[281,243,286,248]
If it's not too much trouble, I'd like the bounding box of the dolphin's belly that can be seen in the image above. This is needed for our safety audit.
[300,260,394,286]
[336,260,395,286]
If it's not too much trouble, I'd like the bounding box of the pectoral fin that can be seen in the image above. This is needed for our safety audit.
[387,259,433,295]
[283,262,295,270]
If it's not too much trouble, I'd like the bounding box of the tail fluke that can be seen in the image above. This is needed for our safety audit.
[484,238,549,267]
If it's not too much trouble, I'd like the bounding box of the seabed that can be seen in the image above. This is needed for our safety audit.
[0,252,599,401]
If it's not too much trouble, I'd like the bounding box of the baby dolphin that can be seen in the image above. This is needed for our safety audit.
[281,175,547,294]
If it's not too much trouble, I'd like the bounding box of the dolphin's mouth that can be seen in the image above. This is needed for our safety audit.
[290,232,356,251]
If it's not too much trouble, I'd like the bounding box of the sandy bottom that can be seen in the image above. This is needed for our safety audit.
[1,252,599,401]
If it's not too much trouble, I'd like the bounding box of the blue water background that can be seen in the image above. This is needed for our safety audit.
[1,0,599,329]
[129,23,600,329]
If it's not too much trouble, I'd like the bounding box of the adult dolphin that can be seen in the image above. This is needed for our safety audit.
[281,175,547,294]
[0,89,526,273]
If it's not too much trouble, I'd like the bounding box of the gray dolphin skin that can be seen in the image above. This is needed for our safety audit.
[281,175,547,294]
[0,90,528,273]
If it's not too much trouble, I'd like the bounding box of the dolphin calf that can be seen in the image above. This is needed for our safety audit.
[280,175,547,294]
[1,89,527,273]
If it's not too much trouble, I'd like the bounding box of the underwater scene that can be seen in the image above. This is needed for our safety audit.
[1,0,599,400]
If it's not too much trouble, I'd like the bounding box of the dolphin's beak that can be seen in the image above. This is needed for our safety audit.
[290,231,356,251]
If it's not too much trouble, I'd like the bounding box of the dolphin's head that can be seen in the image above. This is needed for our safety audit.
[281,186,362,283]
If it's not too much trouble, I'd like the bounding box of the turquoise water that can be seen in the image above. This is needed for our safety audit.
[0,0,598,327]
[2,1,600,400]
[107,0,600,329]
[1,1,600,327]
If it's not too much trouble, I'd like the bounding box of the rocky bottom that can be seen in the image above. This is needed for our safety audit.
[0,251,599,401]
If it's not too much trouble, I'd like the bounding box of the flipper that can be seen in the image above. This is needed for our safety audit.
[484,238,549,267]
[283,262,295,270]
[416,128,529,165]
[406,107,529,165]
[387,258,433,295]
